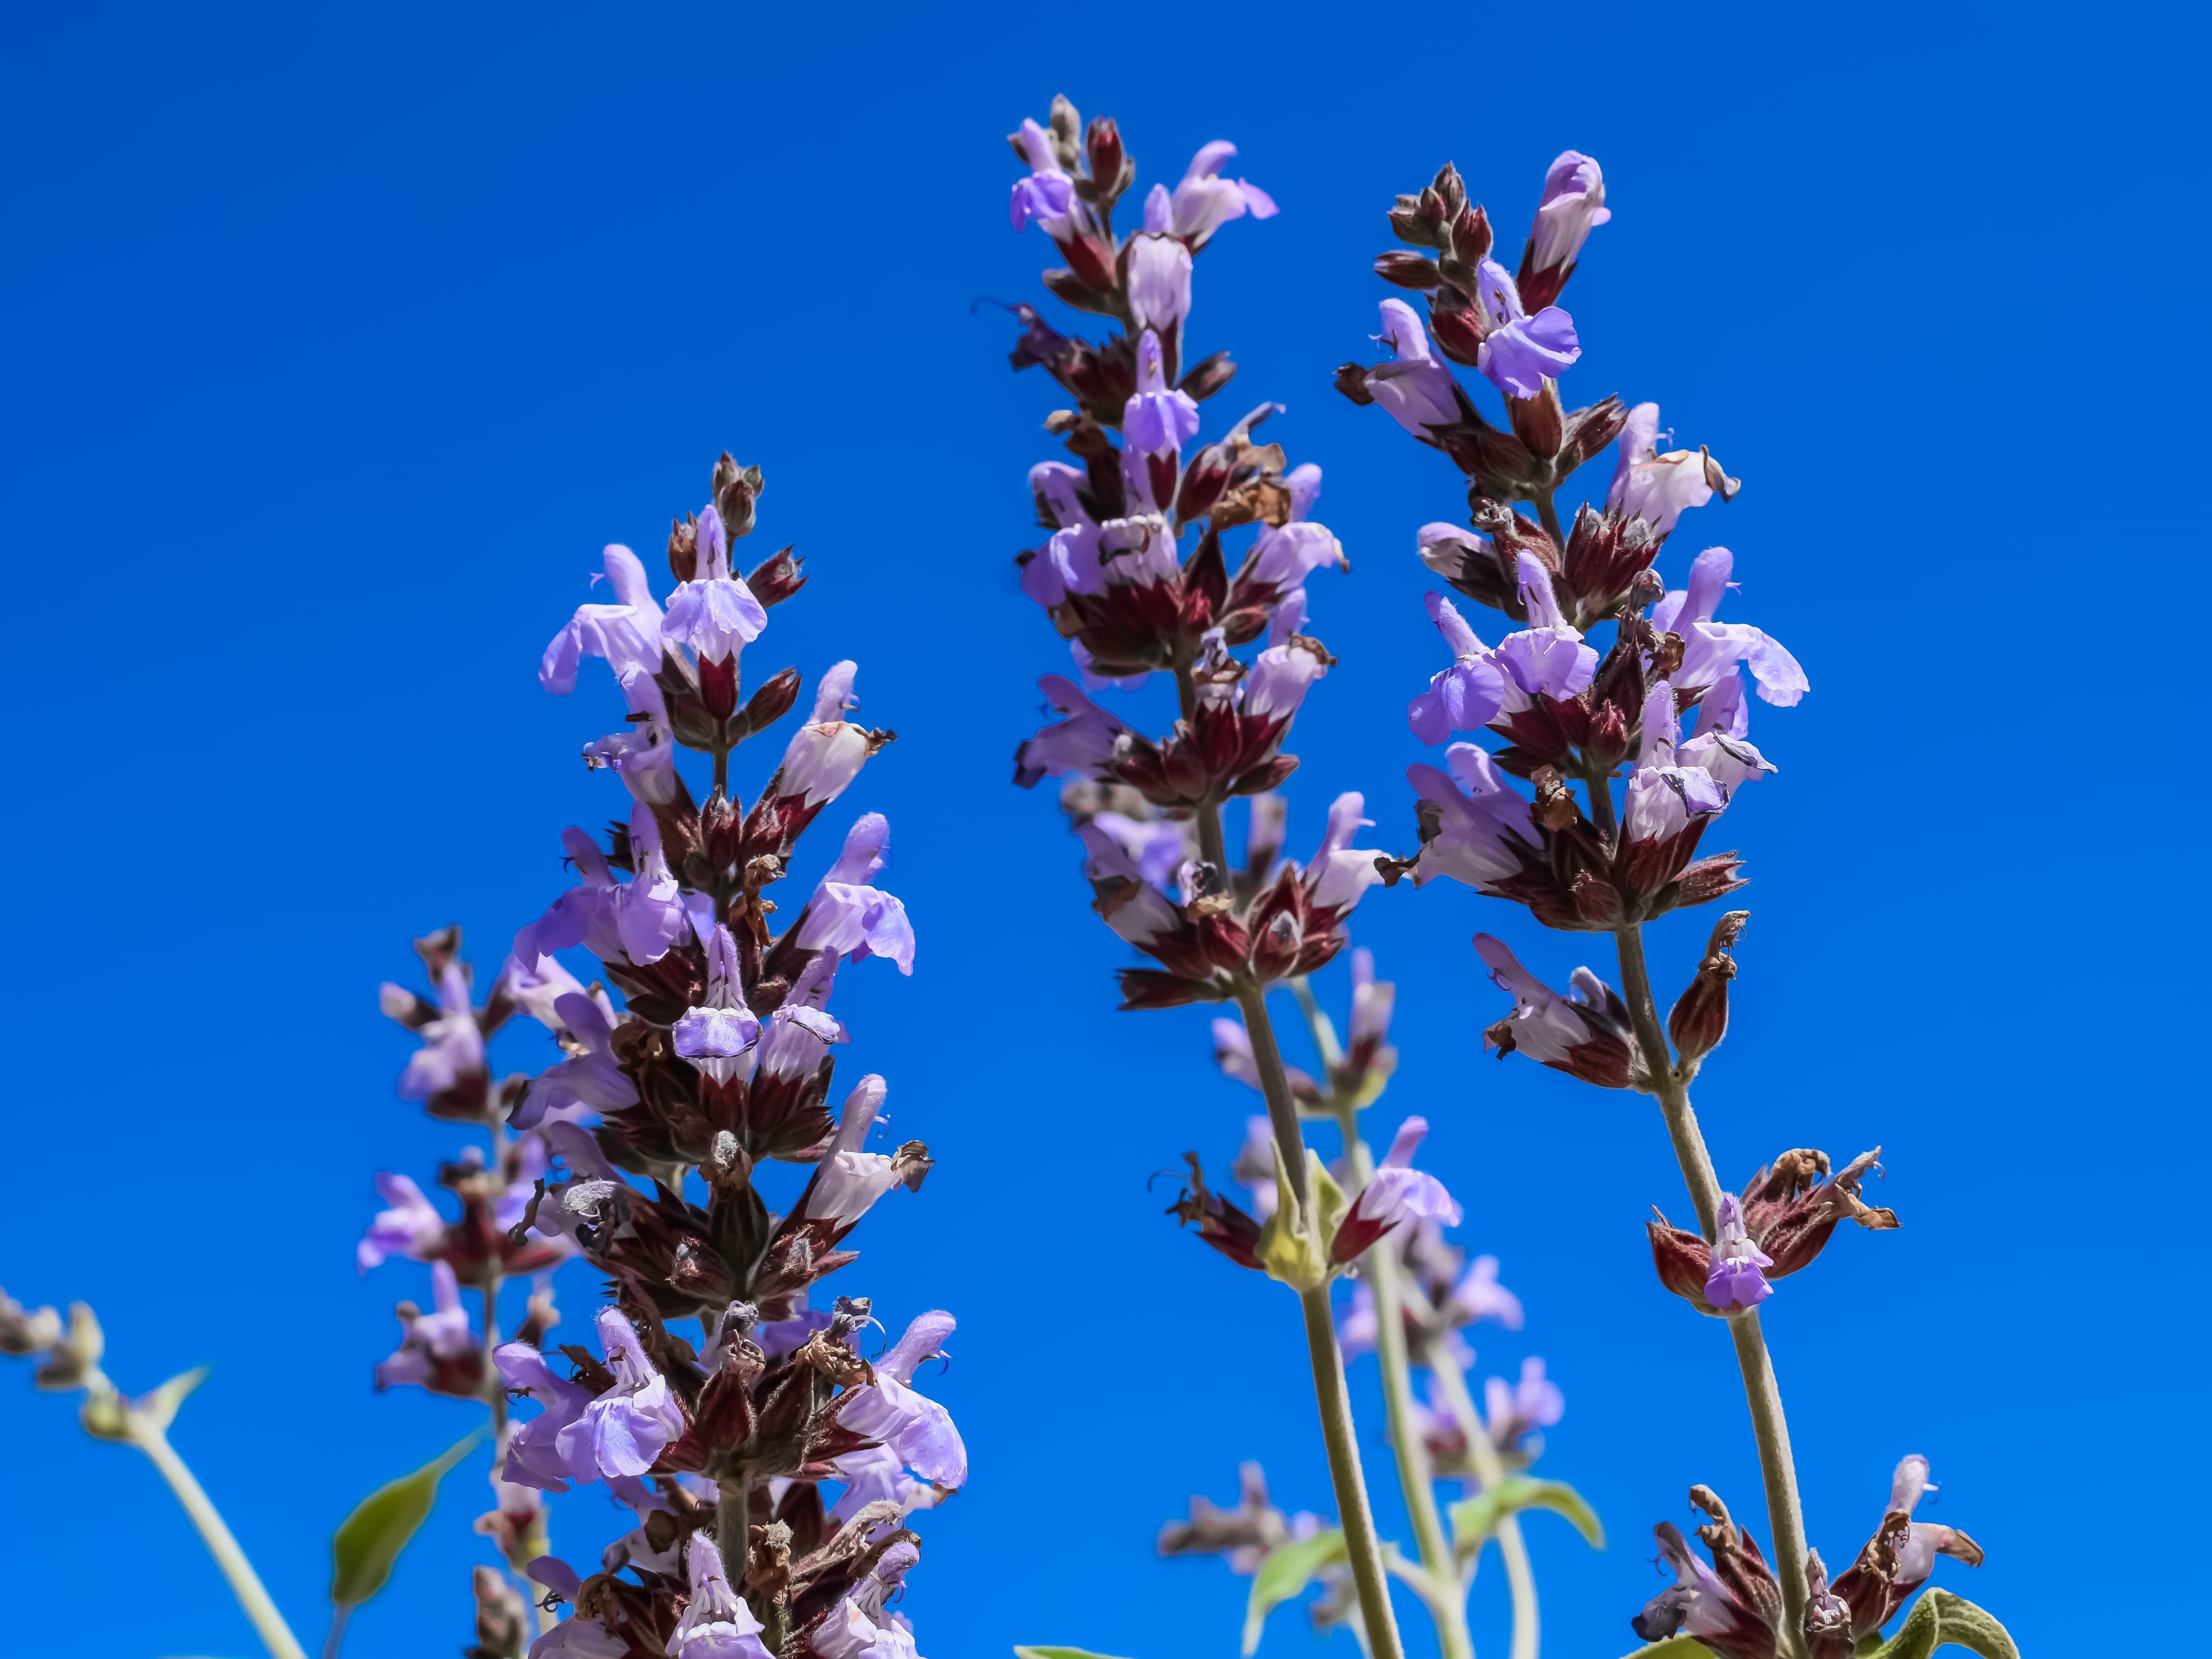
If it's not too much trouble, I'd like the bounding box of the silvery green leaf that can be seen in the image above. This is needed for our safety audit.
[1242,1529,1348,1655]
[330,1432,480,1607]
[1449,1478,1604,1557]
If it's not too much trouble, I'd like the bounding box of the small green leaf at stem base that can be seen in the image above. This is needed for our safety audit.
[329,1431,481,1608]
[1617,1640,1716,1659]
[1241,1529,1348,1656]
[1449,1478,1604,1559]
[1856,1589,2021,1659]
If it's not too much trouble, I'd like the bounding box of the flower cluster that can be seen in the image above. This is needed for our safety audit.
[373,455,956,1659]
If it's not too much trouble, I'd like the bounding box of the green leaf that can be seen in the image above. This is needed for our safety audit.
[1449,1479,1604,1557]
[1242,1530,1347,1656]
[139,1366,208,1435]
[1012,1649,1134,1659]
[1859,1590,2020,1659]
[1616,1641,1716,1659]
[330,1431,481,1607]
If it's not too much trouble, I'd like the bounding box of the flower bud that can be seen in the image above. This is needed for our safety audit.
[1374,251,1443,290]
[1668,910,1748,1071]
[711,453,762,540]
[1085,116,1124,202]
[737,665,802,739]
[1178,349,1238,403]
[668,514,699,583]
[743,543,808,608]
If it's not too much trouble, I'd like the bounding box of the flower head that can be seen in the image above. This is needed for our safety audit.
[1168,140,1278,247]
[1469,260,1580,399]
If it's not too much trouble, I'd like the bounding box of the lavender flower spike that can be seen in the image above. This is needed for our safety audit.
[1469,259,1581,399]
[796,812,915,974]
[1168,139,1278,247]
[1008,118,1075,233]
[1407,592,1507,744]
[1368,299,1462,439]
[669,1533,773,1659]
[1124,329,1202,457]
[661,503,768,665]
[1330,1117,1462,1264]
[1704,1192,1775,1312]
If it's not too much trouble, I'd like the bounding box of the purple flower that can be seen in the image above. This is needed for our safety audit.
[540,545,666,694]
[1407,592,1508,744]
[1525,152,1610,286]
[1703,1193,1774,1312]
[375,1260,476,1392]
[1076,821,1181,947]
[1368,299,1462,438]
[1331,1117,1463,1263]
[1492,556,1599,705]
[669,1533,773,1659]
[499,1342,598,1492]
[1015,674,1128,787]
[1469,260,1580,399]
[1304,792,1386,917]
[509,1306,686,1491]
[1624,681,1730,845]
[494,950,586,1031]
[1089,810,1188,889]
[662,504,769,665]
[829,1309,967,1514]
[1127,228,1193,335]
[1652,546,1809,708]
[1485,1356,1565,1443]
[510,991,636,1132]
[1167,140,1278,247]
[795,813,915,975]
[614,802,689,963]
[1347,948,1397,1075]
[1473,933,1637,1090]
[1243,638,1326,720]
[581,666,678,804]
[523,1555,630,1658]
[1251,516,1346,594]
[672,926,761,1083]
[773,662,875,808]
[1608,404,1728,536]
[358,1173,445,1272]
[392,964,486,1103]
[815,1596,922,1659]
[1124,329,1201,458]
[521,1121,629,1251]
[1448,1254,1525,1331]
[1008,118,1075,232]
[1020,463,1103,609]
[791,1076,916,1230]
[1406,746,1537,890]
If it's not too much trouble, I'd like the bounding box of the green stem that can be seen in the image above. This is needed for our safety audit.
[1531,489,1566,553]
[1610,917,1808,1659]
[1422,1339,1540,1659]
[717,1476,751,1570]
[135,1425,309,1659]
[1344,1110,1472,1659]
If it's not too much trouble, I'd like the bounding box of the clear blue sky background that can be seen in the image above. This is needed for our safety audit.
[2,4,2203,1656]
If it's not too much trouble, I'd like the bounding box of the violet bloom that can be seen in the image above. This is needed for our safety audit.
[1076,821,1181,948]
[1525,152,1610,284]
[669,1533,772,1659]
[582,666,678,804]
[1347,948,1397,1075]
[1473,932,1635,1089]
[611,801,689,965]
[523,1559,628,1659]
[358,1173,445,1272]
[393,964,485,1103]
[511,990,640,1130]
[1127,193,1193,333]
[662,504,768,666]
[1166,141,1278,246]
[1015,675,1128,787]
[567,1306,686,1483]
[541,544,666,694]
[1468,260,1580,399]
[1490,555,1599,706]
[673,926,761,1083]
[495,950,586,1031]
[1624,682,1729,846]
[753,951,848,1096]
[1406,746,1537,890]
[499,1341,598,1493]
[1020,462,1103,610]
[1704,1193,1774,1312]
[1337,1280,1380,1361]
[1007,118,1075,232]
[376,1260,474,1391]
[1678,674,1777,794]
[1407,592,1507,744]
[1608,404,1730,537]
[773,662,875,808]
[1368,299,1462,439]
[512,827,627,967]
[1878,1455,1983,1594]
[1090,810,1187,890]
[830,1309,967,1517]
[1331,1117,1463,1263]
[1486,1356,1565,1444]
[1124,330,1201,458]
[1652,546,1809,708]
[1449,1255,1526,1331]
[1244,637,1327,721]
[1631,1521,1759,1650]
[795,813,915,975]
[1304,792,1386,919]
[522,1121,631,1252]
[1094,513,1180,589]
[815,1597,922,1659]
[792,1076,917,1231]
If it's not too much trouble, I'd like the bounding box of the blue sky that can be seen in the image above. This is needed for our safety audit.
[2,3,2204,1656]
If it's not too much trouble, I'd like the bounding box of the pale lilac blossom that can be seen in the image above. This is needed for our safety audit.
[793,1077,911,1230]
[375,1260,473,1391]
[1016,676,1128,786]
[1652,546,1810,708]
[1368,299,1461,438]
[774,663,874,807]
[669,1533,773,1659]
[1468,260,1580,398]
[581,666,678,804]
[510,992,638,1134]
[1406,746,1536,890]
[1493,555,1598,704]
[1076,822,1180,947]
[1007,119,1075,233]
[1623,682,1727,845]
[1407,592,1507,744]
[1608,404,1718,537]
[1526,151,1610,280]
[394,965,484,1103]
[796,814,915,975]
[1127,229,1194,334]
[358,1173,444,1272]
[541,545,666,694]
[1123,330,1201,458]
[1485,1356,1565,1442]
[1304,792,1386,916]
[1703,1193,1773,1312]
[830,1310,967,1515]
[1449,1255,1525,1331]
[662,504,769,664]
[1167,141,1278,246]
[672,927,762,1082]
